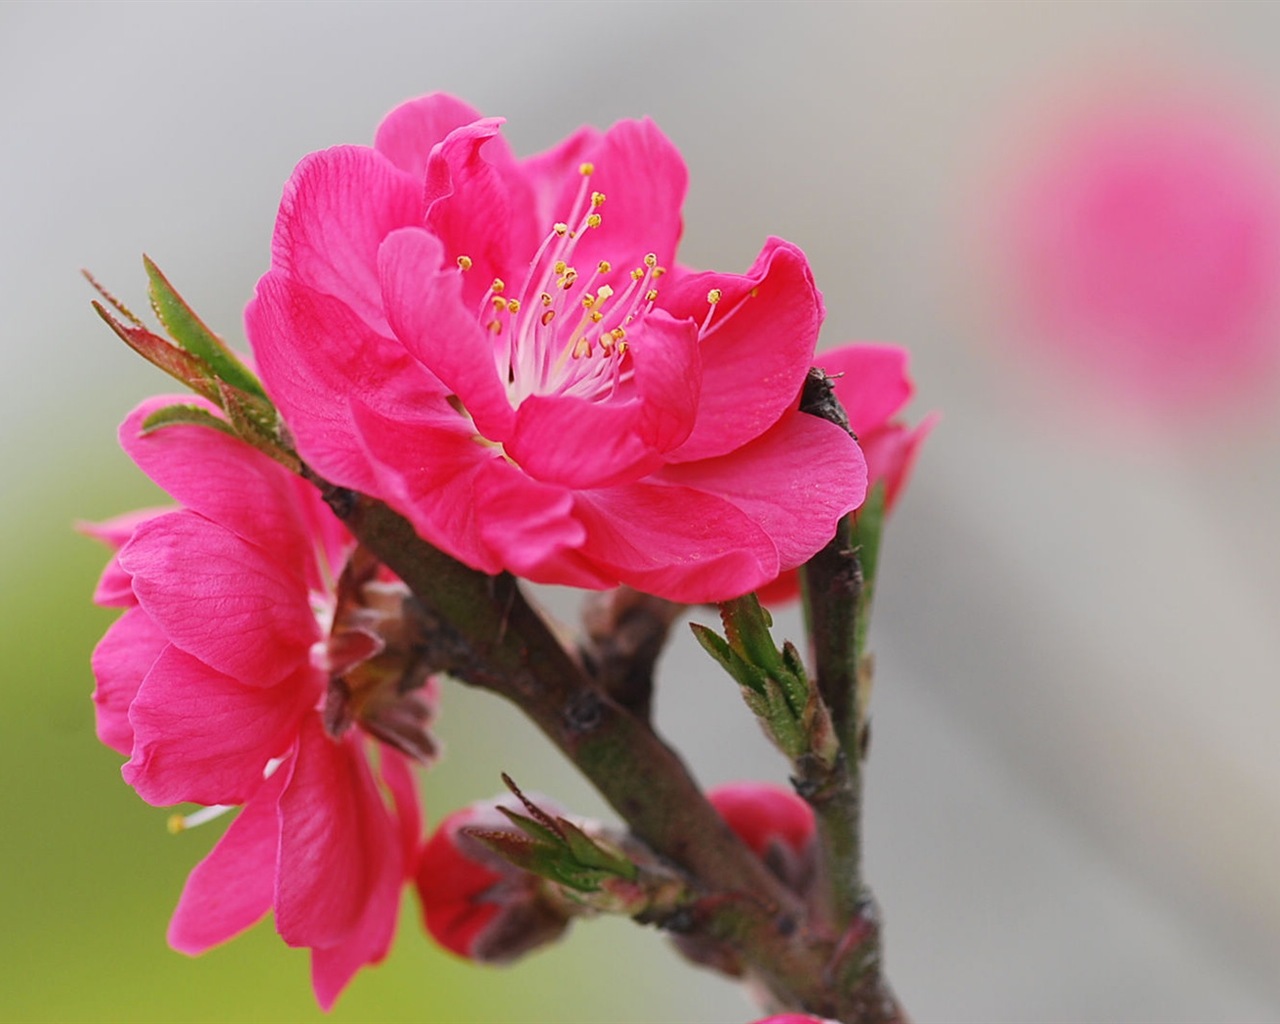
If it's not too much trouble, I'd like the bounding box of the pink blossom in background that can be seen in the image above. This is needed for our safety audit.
[246,93,867,603]
[998,85,1280,418]
[707,782,816,894]
[755,343,934,605]
[416,797,574,963]
[89,398,436,1008]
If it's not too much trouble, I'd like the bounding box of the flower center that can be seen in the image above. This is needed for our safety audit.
[457,163,667,408]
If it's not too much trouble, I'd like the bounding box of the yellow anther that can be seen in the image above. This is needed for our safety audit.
[707,288,723,304]
[631,268,645,281]
[541,291,554,307]
[617,341,628,355]
[646,289,659,302]
[573,337,592,358]
[644,253,658,268]
[582,294,596,309]
[554,222,569,236]
[491,278,505,294]
[590,310,603,322]
[610,327,627,342]
[586,213,602,229]
[597,284,614,301]
[591,191,606,208]
[579,162,594,176]
[750,287,759,298]
[166,814,186,835]
[653,266,667,278]
[456,255,473,271]
[541,309,556,326]
[492,296,507,310]
[506,299,521,314]
[597,260,612,274]
[487,320,503,334]
[554,260,567,275]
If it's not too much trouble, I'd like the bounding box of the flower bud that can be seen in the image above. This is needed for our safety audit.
[708,782,816,894]
[416,797,574,964]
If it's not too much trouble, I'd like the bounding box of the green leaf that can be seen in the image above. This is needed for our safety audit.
[852,483,887,655]
[689,623,770,695]
[93,301,221,404]
[495,806,564,848]
[144,256,266,399]
[719,594,784,676]
[140,404,238,438]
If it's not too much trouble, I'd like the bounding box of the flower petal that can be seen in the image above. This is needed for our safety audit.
[817,344,914,436]
[247,272,446,495]
[424,117,538,309]
[167,764,289,955]
[276,720,388,951]
[666,239,823,462]
[271,145,422,334]
[124,646,316,807]
[121,510,317,687]
[860,414,939,513]
[573,482,780,603]
[80,507,170,607]
[374,93,484,181]
[120,397,313,570]
[378,226,516,441]
[91,607,166,756]
[659,411,866,571]
[548,119,688,281]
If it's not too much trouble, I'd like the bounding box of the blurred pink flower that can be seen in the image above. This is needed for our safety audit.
[1000,86,1280,417]
[756,343,933,604]
[707,782,816,895]
[89,397,434,1008]
[246,93,866,603]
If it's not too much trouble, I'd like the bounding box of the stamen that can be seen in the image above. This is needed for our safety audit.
[456,255,473,271]
[579,162,594,175]
[167,804,234,834]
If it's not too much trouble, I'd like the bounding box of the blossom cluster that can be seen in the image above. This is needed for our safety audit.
[88,93,929,1008]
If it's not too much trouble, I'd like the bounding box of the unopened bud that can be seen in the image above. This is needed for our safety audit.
[416,797,575,964]
[708,782,815,894]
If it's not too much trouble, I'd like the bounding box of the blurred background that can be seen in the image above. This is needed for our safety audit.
[3,2,1279,1021]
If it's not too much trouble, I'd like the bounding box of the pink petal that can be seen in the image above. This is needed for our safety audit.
[119,397,312,571]
[379,747,423,868]
[470,459,605,588]
[378,226,516,441]
[91,607,167,755]
[247,272,445,495]
[860,413,938,514]
[309,833,402,1010]
[276,720,388,951]
[167,764,289,955]
[423,117,538,310]
[659,411,867,572]
[816,344,914,436]
[374,93,484,181]
[80,507,171,607]
[544,119,688,284]
[270,145,423,334]
[125,646,317,806]
[120,510,317,687]
[666,239,823,462]
[507,393,660,489]
[520,124,601,227]
[573,482,780,603]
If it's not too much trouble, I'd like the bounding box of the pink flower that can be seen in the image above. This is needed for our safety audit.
[415,797,574,964]
[997,85,1280,418]
[707,782,816,894]
[246,93,867,603]
[90,396,437,1008]
[756,343,933,604]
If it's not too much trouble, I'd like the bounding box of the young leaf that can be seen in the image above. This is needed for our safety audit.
[140,404,239,438]
[144,256,266,399]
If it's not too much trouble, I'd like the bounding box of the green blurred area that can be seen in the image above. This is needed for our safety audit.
[0,454,705,1023]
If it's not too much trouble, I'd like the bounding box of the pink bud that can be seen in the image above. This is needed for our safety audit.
[416,798,573,964]
[708,782,815,894]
